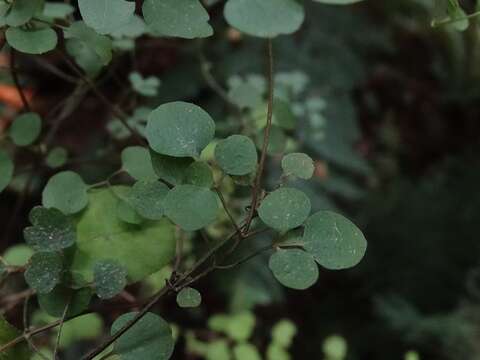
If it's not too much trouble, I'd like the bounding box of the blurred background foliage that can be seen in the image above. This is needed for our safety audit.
[2,0,480,359]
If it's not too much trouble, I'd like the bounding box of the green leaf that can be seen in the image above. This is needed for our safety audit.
[70,188,175,283]
[256,125,286,155]
[225,311,256,342]
[38,286,92,318]
[271,319,297,348]
[42,171,89,215]
[116,197,144,225]
[129,72,160,97]
[0,149,14,193]
[224,0,305,38]
[176,287,202,308]
[94,260,128,299]
[43,2,75,19]
[303,211,367,270]
[269,249,318,290]
[24,206,76,252]
[111,312,174,360]
[129,181,169,220]
[64,21,113,75]
[121,146,157,181]
[78,0,136,35]
[110,15,147,38]
[314,0,364,4]
[146,102,215,158]
[2,245,33,266]
[184,161,214,188]
[233,343,262,360]
[164,185,219,231]
[9,112,42,146]
[143,0,213,39]
[5,0,42,26]
[24,252,63,294]
[45,147,68,168]
[273,99,296,130]
[57,313,103,349]
[322,335,347,359]
[258,187,311,232]
[0,315,30,360]
[6,27,58,55]
[215,135,258,176]
[150,152,193,185]
[266,344,289,360]
[206,340,231,360]
[281,153,315,180]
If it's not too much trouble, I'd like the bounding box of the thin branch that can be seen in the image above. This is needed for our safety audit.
[53,297,71,360]
[244,39,274,232]
[214,187,243,236]
[215,244,273,270]
[10,49,31,112]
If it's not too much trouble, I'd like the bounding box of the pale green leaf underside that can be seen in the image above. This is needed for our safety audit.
[224,0,305,38]
[6,27,58,55]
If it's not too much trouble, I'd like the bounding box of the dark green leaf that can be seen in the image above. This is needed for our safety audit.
[184,161,214,188]
[24,252,63,294]
[5,0,42,26]
[24,206,76,252]
[129,181,169,220]
[112,312,174,360]
[45,147,68,168]
[6,27,58,55]
[150,152,194,185]
[38,286,92,318]
[121,146,157,181]
[0,149,14,193]
[9,112,42,146]
[281,153,315,180]
[215,135,258,176]
[269,249,318,290]
[42,171,89,215]
[303,211,367,270]
[94,260,128,299]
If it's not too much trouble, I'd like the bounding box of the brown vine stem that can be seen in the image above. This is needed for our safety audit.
[244,39,274,233]
[10,49,31,112]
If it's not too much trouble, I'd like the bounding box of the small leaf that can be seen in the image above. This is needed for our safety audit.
[269,249,318,290]
[24,252,63,294]
[129,181,169,220]
[150,152,193,185]
[271,319,297,348]
[281,153,314,179]
[184,162,213,188]
[303,211,367,270]
[146,102,215,158]
[94,260,128,299]
[42,3,75,19]
[164,185,219,231]
[116,198,143,225]
[2,245,33,266]
[38,286,92,318]
[121,146,157,181]
[233,343,262,360]
[215,135,258,176]
[9,112,42,146]
[6,27,58,55]
[258,187,311,232]
[24,206,76,252]
[5,0,42,26]
[111,312,174,360]
[224,0,305,38]
[0,149,14,193]
[42,171,89,215]
[176,287,202,308]
[78,0,136,35]
[143,0,213,39]
[45,147,68,168]
[225,311,256,342]
[129,72,160,97]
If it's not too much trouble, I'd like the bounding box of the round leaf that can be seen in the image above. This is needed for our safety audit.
[224,0,305,38]
[143,0,213,39]
[78,0,135,35]
[111,312,174,360]
[42,171,89,215]
[121,146,157,181]
[24,252,63,294]
[150,152,193,185]
[176,287,202,308]
[6,27,58,55]
[5,0,42,26]
[164,185,219,231]
[94,260,128,299]
[258,187,311,232]
[9,112,42,146]
[2,245,33,266]
[0,150,14,193]
[129,181,169,220]
[146,102,215,158]
[184,161,213,188]
[303,211,367,270]
[45,147,68,168]
[215,135,258,176]
[70,188,175,283]
[24,206,76,252]
[38,286,92,318]
[281,153,315,179]
[269,249,318,290]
